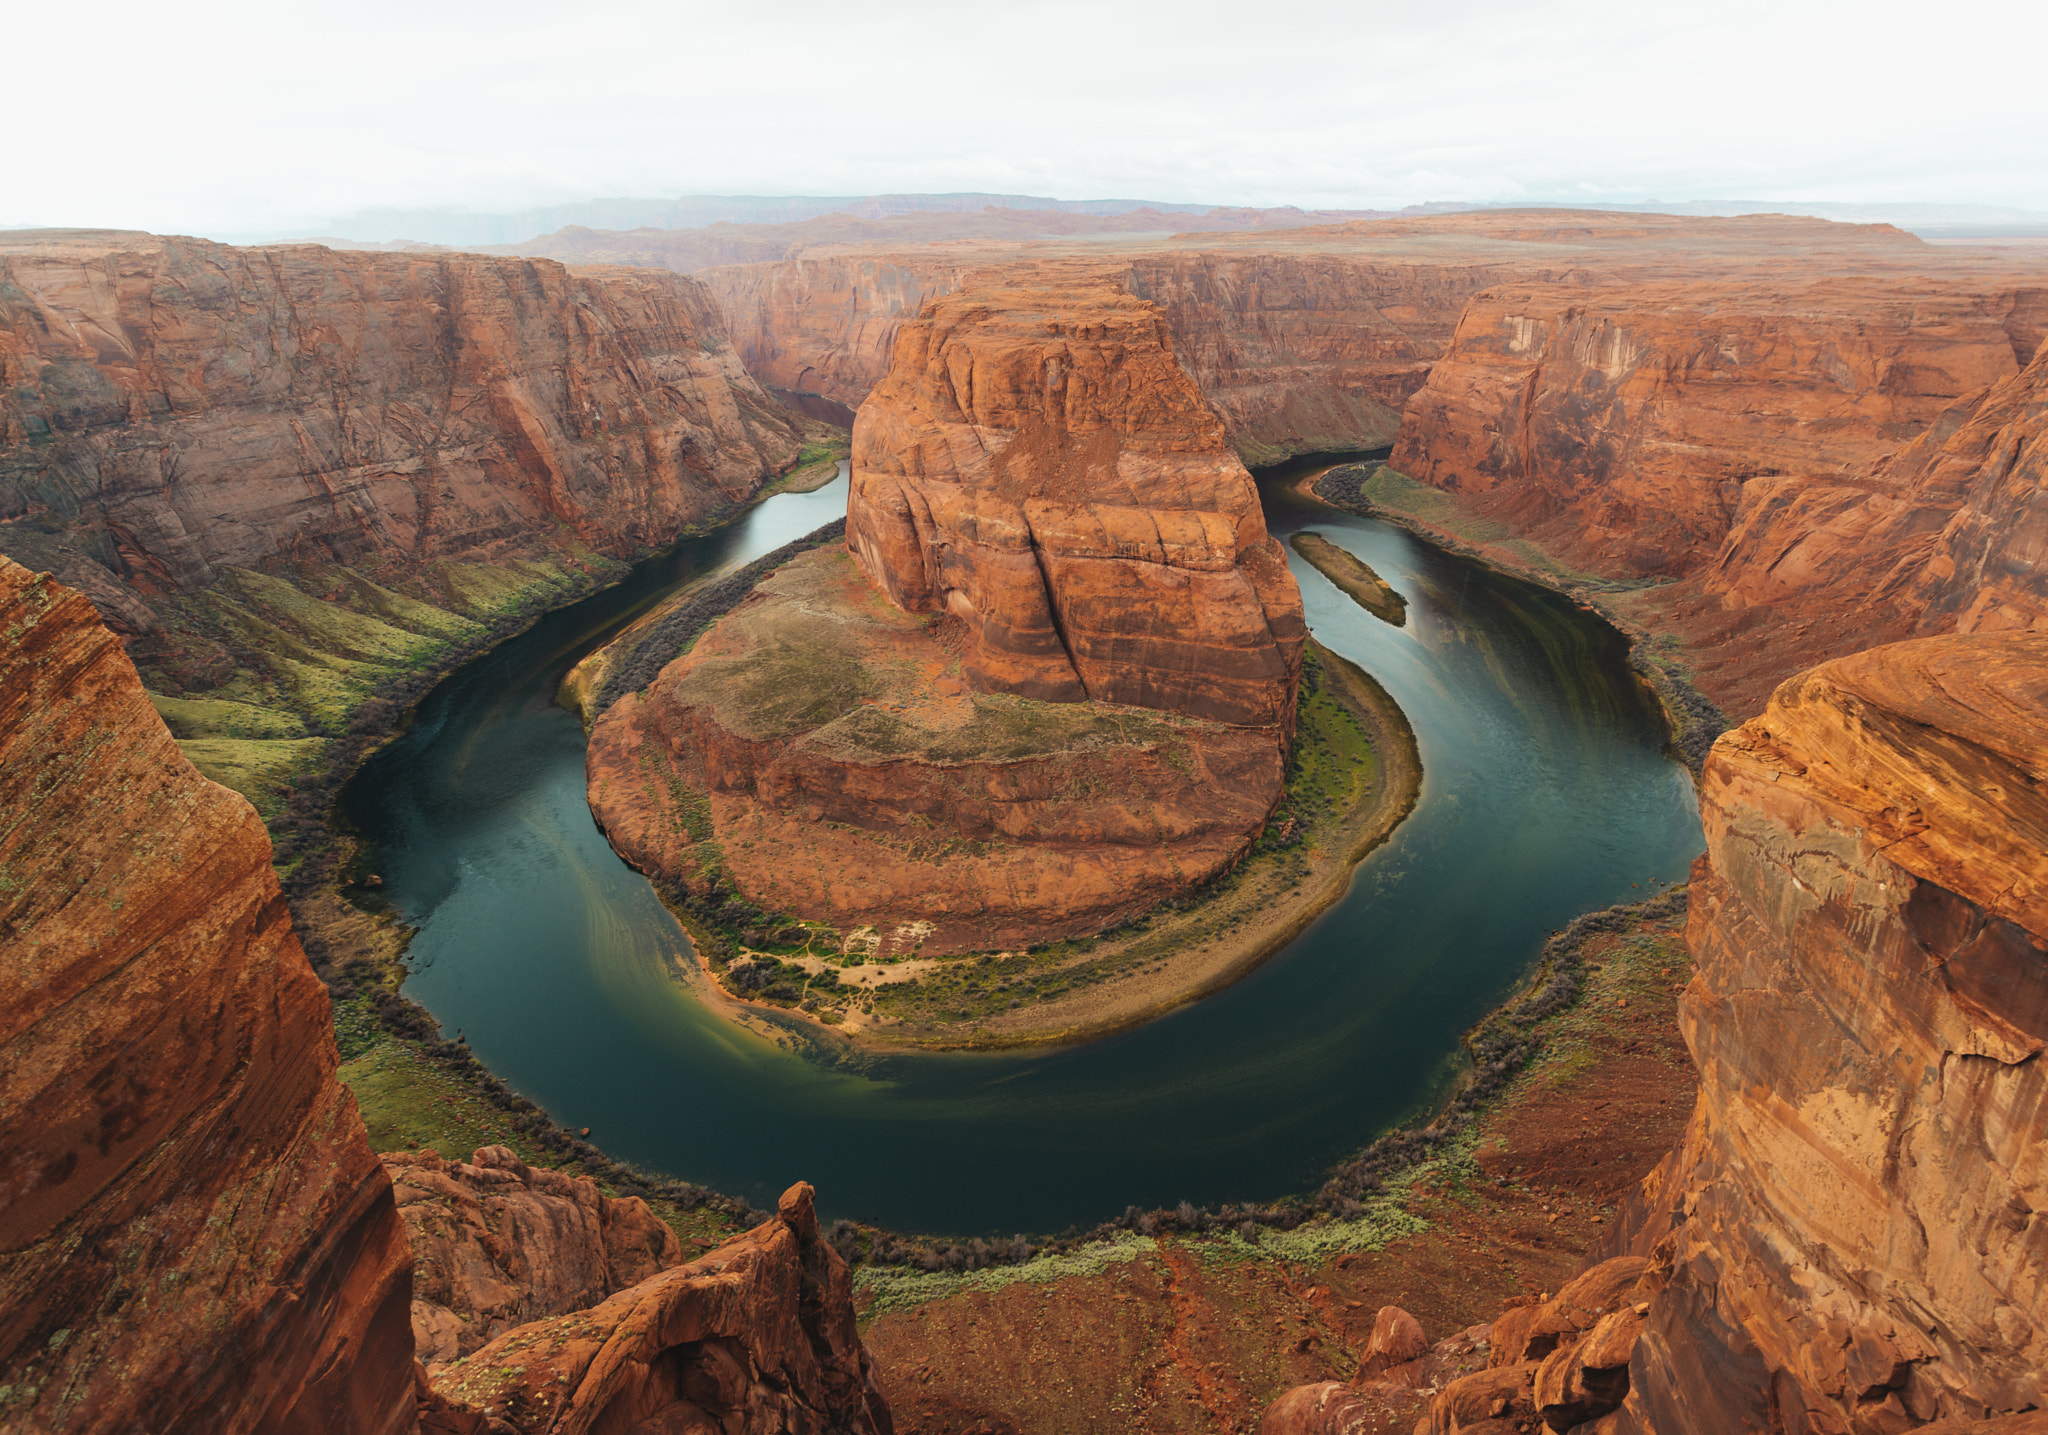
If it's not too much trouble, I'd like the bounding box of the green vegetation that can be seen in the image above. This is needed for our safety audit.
[856,1232,1162,1314]
[758,436,851,497]
[176,738,331,821]
[133,555,618,831]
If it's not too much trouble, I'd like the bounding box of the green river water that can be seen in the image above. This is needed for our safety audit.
[339,462,1701,1235]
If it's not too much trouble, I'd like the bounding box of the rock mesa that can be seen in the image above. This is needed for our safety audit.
[587,282,1305,955]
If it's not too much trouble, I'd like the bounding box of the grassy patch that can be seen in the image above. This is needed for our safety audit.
[178,737,331,820]
[855,1232,1162,1314]
[150,693,308,741]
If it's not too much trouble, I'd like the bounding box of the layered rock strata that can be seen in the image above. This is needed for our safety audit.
[847,282,1306,729]
[0,555,416,1434]
[588,281,1308,953]
[433,1182,892,1435]
[1390,277,2033,579]
[385,1145,685,1370]
[1604,630,2048,1432]
[0,229,803,610]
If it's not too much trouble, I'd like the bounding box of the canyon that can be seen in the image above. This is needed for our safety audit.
[4,203,2048,1435]
[0,553,891,1433]
[585,279,1311,964]
[0,227,819,821]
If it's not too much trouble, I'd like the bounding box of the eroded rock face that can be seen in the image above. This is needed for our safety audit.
[700,246,1507,463]
[0,555,415,1434]
[1391,277,2031,579]
[847,281,1306,730]
[385,1145,685,1370]
[0,229,802,604]
[1607,631,2048,1432]
[433,1182,892,1435]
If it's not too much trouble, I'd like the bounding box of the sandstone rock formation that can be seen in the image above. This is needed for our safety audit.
[432,1182,892,1435]
[699,245,1509,462]
[587,280,1312,955]
[847,281,1306,728]
[0,555,416,1434]
[1390,277,2032,579]
[1602,630,2048,1432]
[385,1145,686,1370]
[699,211,2029,469]
[1665,335,2048,714]
[588,546,1288,954]
[0,229,803,609]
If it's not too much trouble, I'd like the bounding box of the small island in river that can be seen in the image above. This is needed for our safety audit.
[1292,530,1408,625]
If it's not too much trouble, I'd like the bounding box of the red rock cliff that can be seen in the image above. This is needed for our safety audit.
[700,245,1508,464]
[1390,276,2032,578]
[0,554,416,1434]
[0,230,803,600]
[1609,631,2048,1431]
[847,280,1306,730]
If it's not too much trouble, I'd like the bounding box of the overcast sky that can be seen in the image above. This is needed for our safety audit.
[12,0,2044,238]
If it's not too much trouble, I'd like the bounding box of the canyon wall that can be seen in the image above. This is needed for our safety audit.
[847,281,1306,728]
[1382,247,2045,715]
[0,230,804,606]
[0,555,417,1434]
[1609,630,2048,1433]
[1263,630,2048,1434]
[1389,277,2035,578]
[699,246,1513,464]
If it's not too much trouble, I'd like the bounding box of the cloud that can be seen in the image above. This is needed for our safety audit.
[10,0,2044,235]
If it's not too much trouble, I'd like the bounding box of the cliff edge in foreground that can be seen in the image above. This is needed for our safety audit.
[1261,629,2047,1434]
[1614,629,2047,1432]
[0,556,892,1435]
[0,553,416,1434]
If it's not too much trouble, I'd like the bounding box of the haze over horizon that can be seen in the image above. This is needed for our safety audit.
[10,0,2044,240]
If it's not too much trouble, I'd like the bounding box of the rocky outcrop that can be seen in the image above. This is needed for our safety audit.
[1261,630,2048,1434]
[847,280,1306,729]
[432,1182,892,1435]
[584,281,1312,955]
[0,555,416,1434]
[385,1145,685,1370]
[0,229,803,608]
[584,280,1311,955]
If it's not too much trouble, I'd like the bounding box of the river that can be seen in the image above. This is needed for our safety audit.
[339,461,1702,1236]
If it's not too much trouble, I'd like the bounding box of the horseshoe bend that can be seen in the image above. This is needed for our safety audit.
[3,192,2048,1435]
[577,280,1432,1047]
